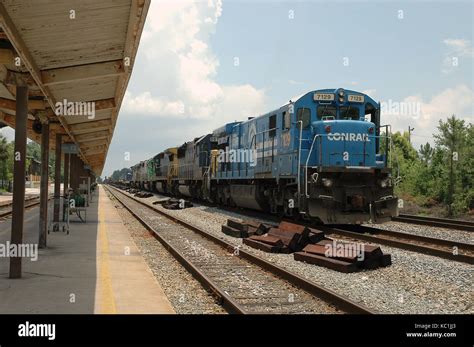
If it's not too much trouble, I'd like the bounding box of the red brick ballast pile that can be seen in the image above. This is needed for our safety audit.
[222,219,391,273]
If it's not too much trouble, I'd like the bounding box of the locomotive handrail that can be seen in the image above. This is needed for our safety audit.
[305,133,391,166]
[249,127,278,149]
[378,124,392,167]
[305,134,321,197]
[303,133,392,198]
[297,120,303,207]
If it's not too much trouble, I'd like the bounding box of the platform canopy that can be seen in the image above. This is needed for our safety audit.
[0,0,150,175]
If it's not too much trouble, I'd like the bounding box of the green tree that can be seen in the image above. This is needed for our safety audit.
[388,131,419,195]
[26,141,41,161]
[434,115,467,216]
[0,134,10,189]
[419,142,434,165]
[452,123,474,213]
[110,167,132,181]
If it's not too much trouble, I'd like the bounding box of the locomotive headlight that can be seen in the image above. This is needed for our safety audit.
[338,90,344,97]
[322,178,333,188]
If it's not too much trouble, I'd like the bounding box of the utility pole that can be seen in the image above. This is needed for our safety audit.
[408,126,415,144]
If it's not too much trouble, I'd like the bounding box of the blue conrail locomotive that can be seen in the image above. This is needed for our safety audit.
[131,88,398,224]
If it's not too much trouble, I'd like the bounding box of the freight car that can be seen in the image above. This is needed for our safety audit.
[130,88,398,224]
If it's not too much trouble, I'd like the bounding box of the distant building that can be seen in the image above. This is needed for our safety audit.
[26,156,50,188]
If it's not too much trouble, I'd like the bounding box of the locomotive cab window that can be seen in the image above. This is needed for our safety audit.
[364,103,377,123]
[296,108,311,128]
[282,111,290,130]
[340,106,360,120]
[269,114,277,137]
[317,105,336,120]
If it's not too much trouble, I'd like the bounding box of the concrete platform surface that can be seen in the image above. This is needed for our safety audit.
[0,185,175,314]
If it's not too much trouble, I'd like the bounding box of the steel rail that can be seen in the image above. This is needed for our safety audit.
[105,185,245,314]
[0,195,40,208]
[106,184,375,314]
[393,214,474,232]
[112,184,473,265]
[320,225,474,265]
[334,224,474,251]
[0,199,41,218]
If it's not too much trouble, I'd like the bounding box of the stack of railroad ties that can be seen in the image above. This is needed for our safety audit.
[222,219,391,273]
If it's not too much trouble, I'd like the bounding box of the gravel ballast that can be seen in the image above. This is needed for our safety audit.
[125,190,473,314]
[366,221,473,245]
[109,188,344,314]
[106,192,226,314]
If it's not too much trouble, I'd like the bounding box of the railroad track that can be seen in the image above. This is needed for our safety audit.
[393,214,474,232]
[321,224,474,265]
[105,184,374,315]
[113,185,474,265]
[0,196,41,218]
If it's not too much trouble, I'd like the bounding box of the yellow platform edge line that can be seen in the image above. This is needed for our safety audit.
[97,202,117,314]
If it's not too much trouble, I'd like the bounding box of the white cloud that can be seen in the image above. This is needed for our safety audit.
[443,39,474,57]
[122,0,265,122]
[441,38,474,73]
[381,85,474,148]
[123,91,185,116]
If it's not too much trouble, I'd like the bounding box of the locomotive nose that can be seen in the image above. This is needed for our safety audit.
[310,120,376,167]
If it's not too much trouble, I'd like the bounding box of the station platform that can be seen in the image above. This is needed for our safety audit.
[0,186,52,205]
[0,185,175,314]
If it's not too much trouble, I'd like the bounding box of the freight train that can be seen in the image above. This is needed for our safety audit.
[130,88,398,224]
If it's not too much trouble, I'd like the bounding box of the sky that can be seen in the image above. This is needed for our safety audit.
[1,0,473,177]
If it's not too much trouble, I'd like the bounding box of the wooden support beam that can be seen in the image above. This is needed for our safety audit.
[62,113,112,125]
[87,154,105,160]
[57,98,116,112]
[38,121,49,248]
[83,143,107,150]
[0,4,44,86]
[41,60,125,86]
[0,47,14,65]
[72,125,110,135]
[0,3,89,168]
[53,134,62,223]
[0,114,67,136]
[3,70,37,88]
[63,152,70,213]
[82,144,107,153]
[0,0,151,177]
[94,98,116,111]
[82,148,106,156]
[77,139,107,148]
[75,130,109,143]
[10,84,28,278]
[68,119,111,133]
[0,97,46,111]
